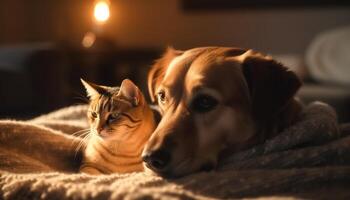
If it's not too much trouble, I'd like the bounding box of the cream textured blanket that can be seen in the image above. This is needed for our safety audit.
[1,102,350,199]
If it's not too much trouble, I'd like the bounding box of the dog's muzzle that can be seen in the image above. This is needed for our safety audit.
[142,148,171,172]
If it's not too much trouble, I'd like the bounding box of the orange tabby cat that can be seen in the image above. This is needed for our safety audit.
[80,79,156,174]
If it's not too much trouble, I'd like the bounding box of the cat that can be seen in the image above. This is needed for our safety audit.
[79,79,157,174]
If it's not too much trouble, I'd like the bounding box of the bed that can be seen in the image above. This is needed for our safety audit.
[0,102,350,199]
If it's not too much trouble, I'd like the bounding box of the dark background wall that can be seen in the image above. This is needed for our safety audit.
[0,0,349,54]
[0,0,349,120]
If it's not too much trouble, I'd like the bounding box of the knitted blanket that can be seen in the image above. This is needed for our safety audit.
[0,102,350,199]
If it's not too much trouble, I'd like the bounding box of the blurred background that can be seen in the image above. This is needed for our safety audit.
[0,0,349,122]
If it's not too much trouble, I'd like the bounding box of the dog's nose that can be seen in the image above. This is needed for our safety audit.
[142,149,171,171]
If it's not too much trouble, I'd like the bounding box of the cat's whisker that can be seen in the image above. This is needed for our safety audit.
[71,129,90,137]
[69,130,88,143]
[69,131,90,151]
[76,132,90,140]
[73,136,85,151]
[76,134,89,151]
[72,128,89,134]
[74,131,91,158]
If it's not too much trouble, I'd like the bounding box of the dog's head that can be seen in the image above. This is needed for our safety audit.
[142,47,301,177]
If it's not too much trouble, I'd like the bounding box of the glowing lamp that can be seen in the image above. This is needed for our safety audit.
[82,32,96,48]
[94,0,110,24]
[83,0,111,48]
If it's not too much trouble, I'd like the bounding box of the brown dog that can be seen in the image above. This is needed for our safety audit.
[142,47,302,177]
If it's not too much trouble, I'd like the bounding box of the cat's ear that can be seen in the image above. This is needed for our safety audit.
[81,78,106,99]
[118,79,140,106]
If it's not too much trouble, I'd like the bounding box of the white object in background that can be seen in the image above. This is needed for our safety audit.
[306,26,350,86]
[273,54,306,79]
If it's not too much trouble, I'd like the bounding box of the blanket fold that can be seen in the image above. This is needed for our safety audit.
[0,102,350,199]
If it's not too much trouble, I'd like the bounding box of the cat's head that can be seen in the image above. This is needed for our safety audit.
[81,79,145,140]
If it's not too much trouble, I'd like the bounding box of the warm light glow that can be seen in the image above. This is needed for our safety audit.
[82,32,96,48]
[94,0,110,23]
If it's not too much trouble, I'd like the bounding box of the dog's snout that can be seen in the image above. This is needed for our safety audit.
[142,149,171,171]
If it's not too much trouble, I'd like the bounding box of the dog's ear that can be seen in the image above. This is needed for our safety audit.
[148,47,182,102]
[242,55,302,120]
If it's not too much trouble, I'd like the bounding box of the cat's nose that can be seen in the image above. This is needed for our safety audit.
[96,127,106,137]
[142,148,171,171]
[97,128,103,134]
[96,125,103,132]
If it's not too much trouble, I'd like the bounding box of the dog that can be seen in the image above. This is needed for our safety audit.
[142,47,302,177]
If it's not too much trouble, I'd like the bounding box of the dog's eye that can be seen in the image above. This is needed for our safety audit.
[157,90,166,104]
[191,95,218,113]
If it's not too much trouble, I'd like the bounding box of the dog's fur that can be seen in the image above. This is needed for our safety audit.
[143,47,302,177]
